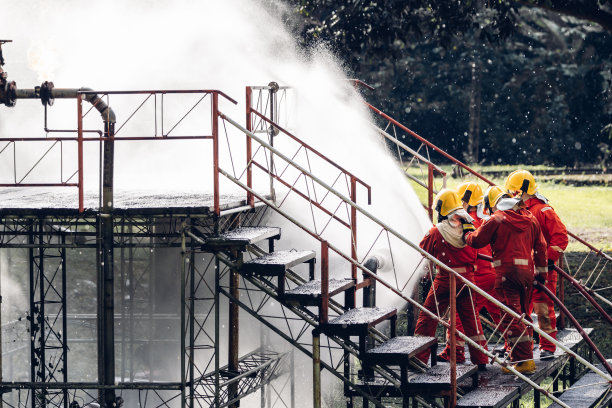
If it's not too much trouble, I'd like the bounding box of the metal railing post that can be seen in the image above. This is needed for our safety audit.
[77,96,84,213]
[349,176,357,309]
[212,91,220,215]
[428,163,434,221]
[246,87,254,208]
[558,258,565,330]
[450,272,457,408]
[320,241,329,324]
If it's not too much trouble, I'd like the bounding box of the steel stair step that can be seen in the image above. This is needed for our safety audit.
[547,361,612,408]
[203,226,281,250]
[284,278,355,305]
[364,336,437,366]
[320,306,396,336]
[456,386,519,408]
[403,362,478,393]
[241,250,315,276]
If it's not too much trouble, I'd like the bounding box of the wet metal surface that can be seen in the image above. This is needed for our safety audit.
[368,336,436,357]
[206,227,281,248]
[0,188,254,215]
[456,386,519,408]
[285,278,353,296]
[548,361,612,408]
[328,306,396,326]
[244,250,314,267]
[458,328,596,406]
[407,362,477,385]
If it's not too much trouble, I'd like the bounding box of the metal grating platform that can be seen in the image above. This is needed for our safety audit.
[0,188,264,216]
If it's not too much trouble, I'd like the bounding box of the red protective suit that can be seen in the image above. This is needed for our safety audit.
[525,197,568,352]
[439,211,502,361]
[415,224,488,365]
[466,207,548,362]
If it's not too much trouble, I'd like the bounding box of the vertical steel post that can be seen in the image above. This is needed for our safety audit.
[180,229,186,408]
[261,325,266,408]
[290,348,296,408]
[268,83,278,201]
[449,272,457,408]
[61,236,68,408]
[148,233,155,382]
[28,223,35,408]
[77,96,84,213]
[228,248,242,408]
[128,241,134,382]
[214,256,221,407]
[99,116,116,408]
[38,219,47,408]
[246,87,254,208]
[189,228,195,408]
[213,92,220,216]
[428,164,434,222]
[120,225,126,383]
[558,257,565,330]
[347,177,357,309]
[312,331,321,408]
[320,241,329,324]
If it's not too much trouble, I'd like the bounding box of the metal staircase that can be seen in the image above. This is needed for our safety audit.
[204,83,612,408]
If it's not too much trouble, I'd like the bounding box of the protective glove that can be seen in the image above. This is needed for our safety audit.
[548,259,555,272]
[461,221,475,240]
[534,272,547,292]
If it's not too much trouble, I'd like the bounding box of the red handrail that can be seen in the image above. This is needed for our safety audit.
[366,103,495,186]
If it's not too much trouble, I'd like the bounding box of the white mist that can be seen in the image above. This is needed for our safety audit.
[2,1,432,406]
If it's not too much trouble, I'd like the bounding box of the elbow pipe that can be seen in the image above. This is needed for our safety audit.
[14,86,116,125]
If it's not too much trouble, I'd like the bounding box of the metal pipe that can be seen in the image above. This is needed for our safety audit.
[15,88,116,124]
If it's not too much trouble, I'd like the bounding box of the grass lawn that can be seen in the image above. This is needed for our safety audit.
[406,165,612,252]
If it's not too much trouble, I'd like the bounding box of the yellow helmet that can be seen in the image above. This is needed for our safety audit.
[432,189,463,220]
[505,169,538,196]
[456,182,484,207]
[484,186,506,212]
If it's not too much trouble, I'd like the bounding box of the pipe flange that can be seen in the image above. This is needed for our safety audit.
[40,81,54,106]
[3,80,16,107]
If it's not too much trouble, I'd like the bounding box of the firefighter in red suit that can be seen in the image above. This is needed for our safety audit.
[505,170,568,359]
[437,182,502,364]
[414,189,488,368]
[464,186,548,374]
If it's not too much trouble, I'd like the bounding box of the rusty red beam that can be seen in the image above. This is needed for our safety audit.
[0,136,214,142]
[0,183,79,187]
[78,89,238,105]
